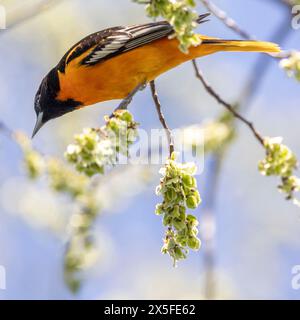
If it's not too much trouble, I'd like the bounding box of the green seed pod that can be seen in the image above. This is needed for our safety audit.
[167,237,176,251]
[176,235,187,247]
[182,174,194,187]
[187,189,201,205]
[85,138,97,151]
[174,247,186,260]
[187,214,199,227]
[183,185,191,197]
[119,110,133,123]
[194,190,201,204]
[188,236,201,251]
[171,205,180,218]
[186,196,198,209]
[155,204,164,215]
[163,213,173,226]
[179,205,186,215]
[179,210,186,222]
[173,219,186,231]
[166,188,177,202]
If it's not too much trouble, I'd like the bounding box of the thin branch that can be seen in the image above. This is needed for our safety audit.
[263,0,293,8]
[199,0,252,40]
[280,0,297,7]
[192,60,265,146]
[3,0,66,33]
[112,82,146,117]
[202,153,223,299]
[200,0,292,59]
[150,80,174,157]
[200,0,292,60]
[239,13,293,109]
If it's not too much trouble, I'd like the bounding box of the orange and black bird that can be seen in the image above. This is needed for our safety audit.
[32,13,280,137]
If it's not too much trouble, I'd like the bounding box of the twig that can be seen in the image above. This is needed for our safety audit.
[264,0,294,8]
[239,14,293,110]
[202,153,222,299]
[112,82,147,117]
[199,0,253,40]
[280,0,297,7]
[150,80,174,157]
[3,0,66,33]
[192,60,265,146]
[200,0,292,60]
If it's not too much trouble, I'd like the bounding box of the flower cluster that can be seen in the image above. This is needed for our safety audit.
[178,110,235,158]
[156,152,201,265]
[134,0,201,52]
[203,110,236,153]
[280,52,300,82]
[259,137,300,202]
[47,158,89,197]
[15,110,138,292]
[64,201,100,293]
[49,159,100,292]
[65,110,139,176]
[15,133,101,293]
[15,132,45,179]
[46,161,99,293]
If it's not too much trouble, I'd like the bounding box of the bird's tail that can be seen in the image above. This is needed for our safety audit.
[193,14,280,55]
[200,37,281,54]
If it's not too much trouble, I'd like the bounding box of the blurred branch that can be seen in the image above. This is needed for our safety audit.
[196,0,293,300]
[202,154,223,299]
[200,0,292,59]
[255,0,294,9]
[150,80,174,157]
[112,82,146,116]
[3,0,66,33]
[239,14,293,110]
[280,0,297,7]
[199,0,252,39]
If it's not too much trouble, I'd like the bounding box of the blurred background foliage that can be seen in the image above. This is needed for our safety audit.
[0,0,300,299]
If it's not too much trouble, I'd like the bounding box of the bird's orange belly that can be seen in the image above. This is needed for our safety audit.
[57,37,204,107]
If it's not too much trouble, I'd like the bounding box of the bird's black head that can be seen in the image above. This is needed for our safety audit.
[32,68,82,138]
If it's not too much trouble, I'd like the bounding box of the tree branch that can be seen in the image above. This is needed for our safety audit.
[192,60,265,146]
[280,0,296,7]
[112,82,147,117]
[4,0,66,33]
[150,80,174,157]
[239,14,293,109]
[199,0,252,40]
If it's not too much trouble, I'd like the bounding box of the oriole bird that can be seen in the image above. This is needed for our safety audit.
[32,13,280,137]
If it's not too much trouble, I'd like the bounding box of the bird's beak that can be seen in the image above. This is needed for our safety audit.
[32,112,44,138]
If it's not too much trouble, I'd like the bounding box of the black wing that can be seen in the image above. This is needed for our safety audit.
[57,13,210,72]
[81,21,173,66]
